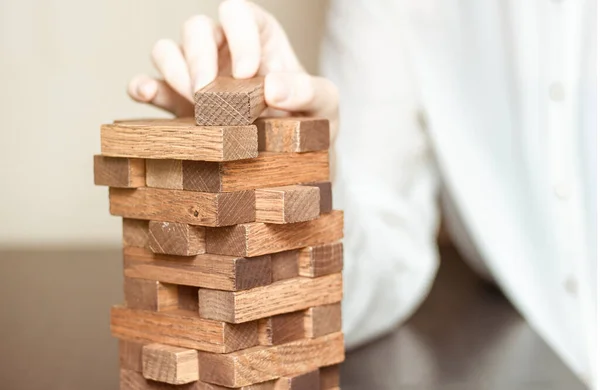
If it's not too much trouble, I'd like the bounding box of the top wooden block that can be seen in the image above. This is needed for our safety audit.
[101,118,258,162]
[195,77,266,126]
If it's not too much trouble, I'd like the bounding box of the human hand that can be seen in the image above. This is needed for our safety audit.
[127,0,339,140]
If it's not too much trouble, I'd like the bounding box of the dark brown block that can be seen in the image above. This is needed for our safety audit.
[93,155,145,188]
[148,221,206,256]
[255,117,329,153]
[298,242,343,277]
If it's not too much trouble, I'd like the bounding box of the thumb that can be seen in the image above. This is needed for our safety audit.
[264,72,339,122]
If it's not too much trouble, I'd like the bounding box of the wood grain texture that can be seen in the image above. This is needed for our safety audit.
[270,250,299,282]
[120,369,276,390]
[123,246,272,291]
[110,305,258,353]
[124,277,178,312]
[123,219,150,248]
[255,117,329,153]
[181,151,329,193]
[255,186,320,224]
[148,221,206,256]
[205,211,344,257]
[304,303,342,339]
[273,370,320,390]
[257,311,305,346]
[109,187,255,227]
[146,160,183,189]
[142,344,199,384]
[319,365,340,390]
[194,77,266,126]
[298,242,343,278]
[197,273,343,323]
[93,155,145,188]
[120,340,144,372]
[196,332,345,387]
[301,182,332,214]
[101,118,258,161]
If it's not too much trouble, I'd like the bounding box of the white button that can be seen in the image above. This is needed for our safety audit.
[549,82,566,102]
[563,276,578,296]
[553,182,571,199]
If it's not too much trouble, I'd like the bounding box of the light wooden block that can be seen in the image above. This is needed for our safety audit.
[101,118,258,161]
[273,370,320,390]
[257,311,305,346]
[179,151,329,193]
[255,186,319,224]
[146,159,183,189]
[124,277,178,312]
[120,340,144,372]
[123,219,149,248]
[93,155,145,188]
[194,77,266,126]
[319,365,340,390]
[255,117,329,153]
[270,250,299,282]
[142,344,199,384]
[110,305,257,353]
[123,246,272,291]
[197,273,343,323]
[298,242,343,278]
[301,181,332,214]
[304,303,342,338]
[196,332,345,387]
[109,187,255,227]
[148,221,206,256]
[121,369,277,390]
[205,211,344,257]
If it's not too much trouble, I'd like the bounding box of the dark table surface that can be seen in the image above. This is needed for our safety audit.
[0,246,586,390]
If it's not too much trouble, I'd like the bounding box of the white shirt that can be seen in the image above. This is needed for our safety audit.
[321,0,597,387]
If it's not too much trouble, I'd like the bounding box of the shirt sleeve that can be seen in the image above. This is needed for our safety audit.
[320,0,441,348]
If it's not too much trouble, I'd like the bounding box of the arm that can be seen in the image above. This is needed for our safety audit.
[321,0,441,348]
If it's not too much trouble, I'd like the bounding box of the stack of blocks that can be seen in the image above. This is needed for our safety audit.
[94,77,344,390]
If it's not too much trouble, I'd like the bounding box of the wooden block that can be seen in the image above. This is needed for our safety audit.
[319,365,340,390]
[196,332,345,387]
[178,285,199,312]
[146,160,183,189]
[124,246,272,291]
[304,303,342,338]
[142,344,199,384]
[101,118,258,161]
[301,181,332,214]
[198,273,343,323]
[180,151,329,193]
[124,277,178,311]
[123,219,149,248]
[120,340,144,372]
[270,250,298,282]
[298,242,343,278]
[257,311,305,346]
[111,305,258,353]
[194,77,266,126]
[273,370,320,390]
[205,211,344,257]
[93,155,145,188]
[256,117,329,153]
[120,369,276,390]
[148,221,206,256]
[255,186,319,224]
[109,187,255,227]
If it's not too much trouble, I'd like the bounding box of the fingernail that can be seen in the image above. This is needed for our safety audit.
[137,81,156,100]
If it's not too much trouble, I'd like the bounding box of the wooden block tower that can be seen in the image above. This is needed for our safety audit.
[94,77,344,389]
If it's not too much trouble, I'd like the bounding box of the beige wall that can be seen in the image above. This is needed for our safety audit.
[0,0,327,247]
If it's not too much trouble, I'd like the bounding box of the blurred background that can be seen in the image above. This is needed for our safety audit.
[0,0,326,248]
